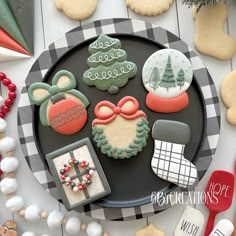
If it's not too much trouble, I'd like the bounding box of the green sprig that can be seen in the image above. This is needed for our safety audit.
[183,0,226,10]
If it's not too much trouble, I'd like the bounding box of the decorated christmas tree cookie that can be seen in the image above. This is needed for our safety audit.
[92,96,150,159]
[142,49,193,113]
[28,70,89,135]
[83,33,137,94]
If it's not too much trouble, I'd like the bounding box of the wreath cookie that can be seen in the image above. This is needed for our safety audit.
[28,70,89,135]
[92,96,150,159]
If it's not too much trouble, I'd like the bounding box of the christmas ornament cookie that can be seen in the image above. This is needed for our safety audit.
[126,0,173,16]
[174,206,205,236]
[221,70,236,125]
[193,3,236,60]
[151,120,197,188]
[46,138,111,210]
[92,96,150,159]
[55,0,97,20]
[83,33,137,94]
[28,70,89,135]
[142,49,193,113]
[135,224,165,236]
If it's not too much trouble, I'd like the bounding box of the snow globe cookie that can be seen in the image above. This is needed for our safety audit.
[92,96,150,159]
[142,49,193,113]
[28,70,89,135]
[83,33,137,94]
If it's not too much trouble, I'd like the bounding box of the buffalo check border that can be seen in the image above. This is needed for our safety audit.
[17,18,220,221]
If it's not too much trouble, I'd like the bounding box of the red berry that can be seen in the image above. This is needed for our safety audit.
[86,174,91,180]
[80,163,85,168]
[64,166,70,172]
[61,175,66,180]
[0,169,2,177]
[8,83,16,92]
[1,106,10,114]
[0,72,6,80]
[8,92,16,100]
[79,185,84,191]
[5,98,13,107]
[0,112,5,119]
[3,78,11,86]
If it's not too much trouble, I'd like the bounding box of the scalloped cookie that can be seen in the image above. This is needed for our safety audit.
[193,3,236,60]
[126,0,173,16]
[221,70,236,125]
[55,0,97,20]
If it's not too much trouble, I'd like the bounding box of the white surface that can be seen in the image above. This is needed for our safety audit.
[0,0,236,235]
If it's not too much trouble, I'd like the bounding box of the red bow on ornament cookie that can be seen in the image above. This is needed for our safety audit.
[92,96,146,126]
[92,96,150,159]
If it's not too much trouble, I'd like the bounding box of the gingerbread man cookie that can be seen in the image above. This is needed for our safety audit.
[193,3,236,60]
[28,70,89,135]
[92,96,150,159]
[55,0,97,20]
[126,0,173,16]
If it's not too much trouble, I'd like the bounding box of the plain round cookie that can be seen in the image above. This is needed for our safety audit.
[221,70,236,125]
[55,0,97,20]
[126,0,173,16]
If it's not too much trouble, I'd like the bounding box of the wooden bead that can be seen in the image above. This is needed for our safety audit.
[41,212,48,219]
[6,193,14,199]
[103,232,109,236]
[81,223,87,231]
[6,172,15,178]
[0,132,6,139]
[6,151,14,157]
[62,217,68,225]
[18,208,25,217]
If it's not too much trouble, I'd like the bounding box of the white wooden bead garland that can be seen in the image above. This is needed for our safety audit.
[0,118,109,236]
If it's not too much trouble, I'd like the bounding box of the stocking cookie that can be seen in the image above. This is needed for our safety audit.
[221,70,236,125]
[126,0,173,16]
[92,96,150,159]
[193,3,236,60]
[151,120,197,188]
[28,70,89,135]
[83,33,137,94]
[55,0,97,20]
[142,49,193,113]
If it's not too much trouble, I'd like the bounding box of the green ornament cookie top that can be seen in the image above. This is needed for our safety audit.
[83,33,137,94]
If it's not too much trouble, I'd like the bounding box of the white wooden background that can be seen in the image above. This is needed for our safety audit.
[1,0,236,235]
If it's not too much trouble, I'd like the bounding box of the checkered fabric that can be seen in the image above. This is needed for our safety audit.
[151,141,198,188]
[17,18,220,221]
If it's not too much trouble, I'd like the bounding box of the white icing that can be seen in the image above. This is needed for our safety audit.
[88,51,126,64]
[142,49,193,99]
[84,64,136,80]
[90,39,119,51]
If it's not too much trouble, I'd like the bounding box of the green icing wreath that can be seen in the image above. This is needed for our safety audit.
[92,117,150,159]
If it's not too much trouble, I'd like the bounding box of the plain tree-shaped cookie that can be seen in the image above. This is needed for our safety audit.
[193,3,236,60]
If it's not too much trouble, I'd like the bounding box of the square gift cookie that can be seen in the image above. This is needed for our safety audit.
[46,138,111,210]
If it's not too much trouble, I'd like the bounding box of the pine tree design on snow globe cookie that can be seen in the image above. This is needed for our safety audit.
[92,96,150,159]
[142,49,193,113]
[28,70,89,135]
[83,33,137,94]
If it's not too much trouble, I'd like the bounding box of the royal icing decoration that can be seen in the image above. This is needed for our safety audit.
[83,33,137,94]
[28,70,89,135]
[204,170,234,236]
[92,96,150,159]
[151,120,197,188]
[142,49,193,113]
[46,138,111,210]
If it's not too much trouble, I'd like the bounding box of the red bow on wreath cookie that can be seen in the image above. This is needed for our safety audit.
[92,96,147,126]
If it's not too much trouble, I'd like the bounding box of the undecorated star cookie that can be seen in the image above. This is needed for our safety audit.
[126,0,173,16]
[136,224,165,236]
[193,3,236,60]
[55,0,97,20]
[221,70,236,125]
